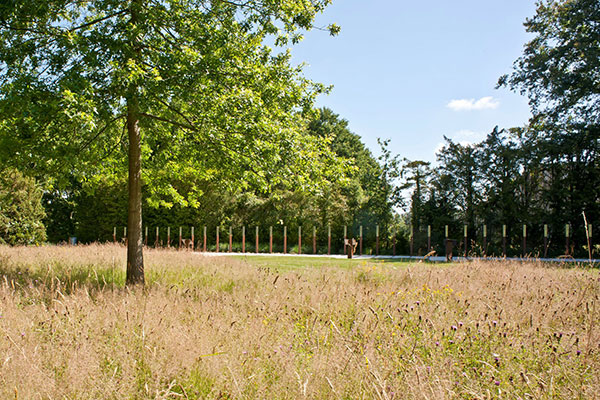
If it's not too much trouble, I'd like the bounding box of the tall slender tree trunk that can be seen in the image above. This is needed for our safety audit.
[125,0,144,286]
[126,97,144,285]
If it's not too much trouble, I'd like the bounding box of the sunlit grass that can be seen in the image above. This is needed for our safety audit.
[231,255,415,272]
[0,244,598,399]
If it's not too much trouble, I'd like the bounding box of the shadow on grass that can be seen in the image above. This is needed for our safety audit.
[0,261,126,295]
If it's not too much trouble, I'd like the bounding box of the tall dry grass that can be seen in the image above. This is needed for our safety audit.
[0,244,598,399]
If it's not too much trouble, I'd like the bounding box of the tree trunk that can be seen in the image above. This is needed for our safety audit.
[126,97,144,285]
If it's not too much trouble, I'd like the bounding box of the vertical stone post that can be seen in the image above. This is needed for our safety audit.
[502,224,507,257]
[522,224,527,257]
[565,224,570,255]
[283,226,287,254]
[360,225,363,256]
[376,224,380,256]
[544,224,548,258]
[327,224,331,255]
[464,224,468,257]
[445,225,449,259]
[483,225,487,256]
[427,225,431,252]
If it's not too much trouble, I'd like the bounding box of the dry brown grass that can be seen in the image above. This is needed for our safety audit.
[0,244,599,399]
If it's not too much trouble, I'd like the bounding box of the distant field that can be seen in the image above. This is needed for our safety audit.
[230,255,415,271]
[0,244,598,399]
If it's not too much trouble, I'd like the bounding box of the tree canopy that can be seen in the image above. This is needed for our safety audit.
[0,0,341,283]
[498,0,600,126]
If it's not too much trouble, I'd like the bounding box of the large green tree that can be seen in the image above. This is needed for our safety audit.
[499,0,600,254]
[498,0,600,125]
[0,0,339,284]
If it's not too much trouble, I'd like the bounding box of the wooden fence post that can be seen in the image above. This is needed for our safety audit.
[203,226,207,252]
[216,226,219,253]
[256,226,259,253]
[343,225,347,254]
[313,226,317,254]
[298,226,302,255]
[229,226,233,253]
[155,226,160,248]
[242,226,246,253]
[167,227,170,248]
[191,227,195,251]
[144,226,148,247]
[283,226,287,254]
[269,226,273,254]
[113,227,117,244]
[179,226,182,250]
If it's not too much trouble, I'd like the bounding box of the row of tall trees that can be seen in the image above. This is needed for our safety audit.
[404,0,600,258]
[405,125,598,257]
[40,107,401,254]
[1,0,598,280]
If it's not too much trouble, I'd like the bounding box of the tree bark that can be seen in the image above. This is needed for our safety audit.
[126,97,144,285]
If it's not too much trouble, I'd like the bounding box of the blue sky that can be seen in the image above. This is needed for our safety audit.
[289,0,538,163]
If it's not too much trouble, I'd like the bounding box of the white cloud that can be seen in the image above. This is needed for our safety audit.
[447,96,500,111]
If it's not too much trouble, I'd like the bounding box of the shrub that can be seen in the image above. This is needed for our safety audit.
[0,169,46,245]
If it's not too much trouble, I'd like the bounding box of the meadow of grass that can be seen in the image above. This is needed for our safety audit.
[0,244,598,399]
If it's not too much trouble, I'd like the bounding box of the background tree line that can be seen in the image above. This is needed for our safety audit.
[37,107,404,255]
[404,0,600,258]
[1,0,598,260]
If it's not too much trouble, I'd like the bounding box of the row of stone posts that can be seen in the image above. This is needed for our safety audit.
[411,223,593,258]
[114,225,385,255]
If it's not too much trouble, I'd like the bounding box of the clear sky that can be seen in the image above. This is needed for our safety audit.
[289,0,538,163]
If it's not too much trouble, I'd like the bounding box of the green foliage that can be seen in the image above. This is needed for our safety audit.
[3,0,341,191]
[0,0,342,217]
[0,169,46,245]
[43,190,76,243]
[402,0,600,258]
[498,0,600,125]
